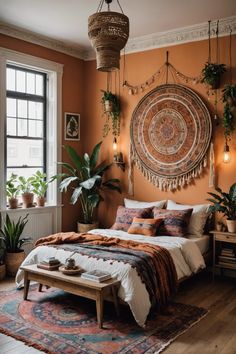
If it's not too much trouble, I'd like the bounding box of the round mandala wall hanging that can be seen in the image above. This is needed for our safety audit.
[130,84,212,191]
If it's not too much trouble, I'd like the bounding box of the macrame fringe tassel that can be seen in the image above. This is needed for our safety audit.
[130,149,208,192]
[209,142,215,188]
[128,144,135,195]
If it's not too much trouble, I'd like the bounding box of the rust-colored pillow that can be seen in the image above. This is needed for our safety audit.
[128,217,162,236]
[111,206,152,232]
[153,208,193,237]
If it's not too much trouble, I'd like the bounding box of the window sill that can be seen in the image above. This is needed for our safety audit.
[0,204,63,213]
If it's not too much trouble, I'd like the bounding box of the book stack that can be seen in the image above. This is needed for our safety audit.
[218,248,236,269]
[81,270,112,282]
[37,257,61,271]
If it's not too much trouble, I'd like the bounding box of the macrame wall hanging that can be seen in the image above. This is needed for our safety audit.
[129,83,212,193]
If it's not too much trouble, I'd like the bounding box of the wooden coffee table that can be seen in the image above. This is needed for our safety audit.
[21,264,120,328]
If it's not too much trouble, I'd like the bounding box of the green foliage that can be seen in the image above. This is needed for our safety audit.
[30,170,54,197]
[101,90,121,137]
[223,103,234,137]
[18,176,34,194]
[222,84,236,104]
[54,142,121,224]
[207,183,236,220]
[6,174,20,198]
[201,62,226,87]
[0,214,31,253]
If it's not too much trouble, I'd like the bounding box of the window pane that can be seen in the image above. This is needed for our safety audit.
[16,70,26,93]
[29,120,43,137]
[18,119,28,136]
[26,72,35,94]
[7,167,43,181]
[28,101,43,120]
[7,118,17,135]
[7,98,16,117]
[7,68,16,91]
[36,74,43,96]
[18,99,27,118]
[7,138,44,167]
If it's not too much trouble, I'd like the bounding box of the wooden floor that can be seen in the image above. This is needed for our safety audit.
[0,272,235,354]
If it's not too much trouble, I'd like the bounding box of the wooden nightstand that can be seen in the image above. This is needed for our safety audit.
[210,231,236,280]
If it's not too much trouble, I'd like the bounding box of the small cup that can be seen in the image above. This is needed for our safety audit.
[65,258,75,269]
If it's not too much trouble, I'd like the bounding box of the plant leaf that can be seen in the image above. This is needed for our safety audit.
[90,141,102,170]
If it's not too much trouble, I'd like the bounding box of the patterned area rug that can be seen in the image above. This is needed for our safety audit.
[0,286,208,354]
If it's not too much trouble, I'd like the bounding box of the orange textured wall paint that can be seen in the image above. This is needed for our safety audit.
[1,34,236,230]
[0,34,84,231]
[83,36,236,227]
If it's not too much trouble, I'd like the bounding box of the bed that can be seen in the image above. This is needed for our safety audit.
[16,228,209,327]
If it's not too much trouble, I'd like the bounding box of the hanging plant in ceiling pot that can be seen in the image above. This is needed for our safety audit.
[201,62,226,90]
[101,90,121,138]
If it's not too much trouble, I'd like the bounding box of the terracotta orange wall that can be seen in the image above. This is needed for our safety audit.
[83,35,236,227]
[0,34,84,231]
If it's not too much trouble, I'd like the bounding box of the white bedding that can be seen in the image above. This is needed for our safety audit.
[16,229,205,327]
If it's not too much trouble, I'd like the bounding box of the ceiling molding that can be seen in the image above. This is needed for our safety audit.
[0,16,235,61]
[83,15,236,60]
[0,22,86,60]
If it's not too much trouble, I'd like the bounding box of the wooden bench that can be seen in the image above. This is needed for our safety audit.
[21,264,120,328]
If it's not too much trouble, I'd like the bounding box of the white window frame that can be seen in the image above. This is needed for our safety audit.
[0,48,63,231]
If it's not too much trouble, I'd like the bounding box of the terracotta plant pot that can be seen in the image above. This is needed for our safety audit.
[77,221,99,233]
[5,251,25,277]
[0,264,6,280]
[8,197,18,209]
[226,220,236,233]
[36,196,45,207]
[22,192,34,208]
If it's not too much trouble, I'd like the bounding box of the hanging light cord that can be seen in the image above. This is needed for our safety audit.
[208,20,211,63]
[216,20,219,64]
[97,0,104,12]
[117,0,124,14]
[229,26,232,84]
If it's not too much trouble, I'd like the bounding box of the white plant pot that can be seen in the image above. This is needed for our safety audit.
[226,219,236,233]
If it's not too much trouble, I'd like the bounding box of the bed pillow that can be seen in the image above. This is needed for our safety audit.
[111,206,152,232]
[167,200,210,237]
[124,198,166,209]
[128,217,162,236]
[153,208,193,237]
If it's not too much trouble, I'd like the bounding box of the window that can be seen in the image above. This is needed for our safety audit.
[0,48,63,217]
[6,65,47,180]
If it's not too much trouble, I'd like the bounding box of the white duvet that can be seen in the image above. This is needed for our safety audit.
[16,229,205,327]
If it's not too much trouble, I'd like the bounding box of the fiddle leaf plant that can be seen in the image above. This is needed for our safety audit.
[54,141,121,224]
[6,173,20,199]
[30,170,54,197]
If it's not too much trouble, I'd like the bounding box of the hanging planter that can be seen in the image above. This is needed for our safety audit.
[222,84,236,107]
[201,62,226,90]
[101,90,121,137]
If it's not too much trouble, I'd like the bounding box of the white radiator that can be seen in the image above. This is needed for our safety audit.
[1,207,61,255]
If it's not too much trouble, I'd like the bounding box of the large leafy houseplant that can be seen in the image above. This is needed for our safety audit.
[201,62,226,89]
[101,90,121,137]
[0,214,31,276]
[56,142,121,225]
[207,183,236,232]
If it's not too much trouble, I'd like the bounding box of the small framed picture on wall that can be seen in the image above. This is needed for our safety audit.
[64,112,80,141]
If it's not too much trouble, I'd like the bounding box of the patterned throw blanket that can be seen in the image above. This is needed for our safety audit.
[35,232,178,308]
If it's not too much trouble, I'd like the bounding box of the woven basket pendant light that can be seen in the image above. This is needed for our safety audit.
[88,0,129,71]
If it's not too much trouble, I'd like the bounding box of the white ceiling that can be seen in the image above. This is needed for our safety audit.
[0,0,235,52]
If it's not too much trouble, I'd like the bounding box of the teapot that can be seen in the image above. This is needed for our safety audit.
[65,257,76,269]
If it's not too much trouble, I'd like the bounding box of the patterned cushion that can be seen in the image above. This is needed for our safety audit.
[111,206,152,232]
[128,218,162,236]
[153,208,193,237]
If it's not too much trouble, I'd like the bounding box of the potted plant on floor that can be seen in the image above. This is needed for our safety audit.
[201,62,226,89]
[30,170,54,207]
[0,214,31,276]
[207,183,236,233]
[18,176,34,208]
[54,141,121,232]
[0,238,6,280]
[101,90,121,137]
[6,173,20,209]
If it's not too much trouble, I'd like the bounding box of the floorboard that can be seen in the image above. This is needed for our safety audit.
[0,272,235,354]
